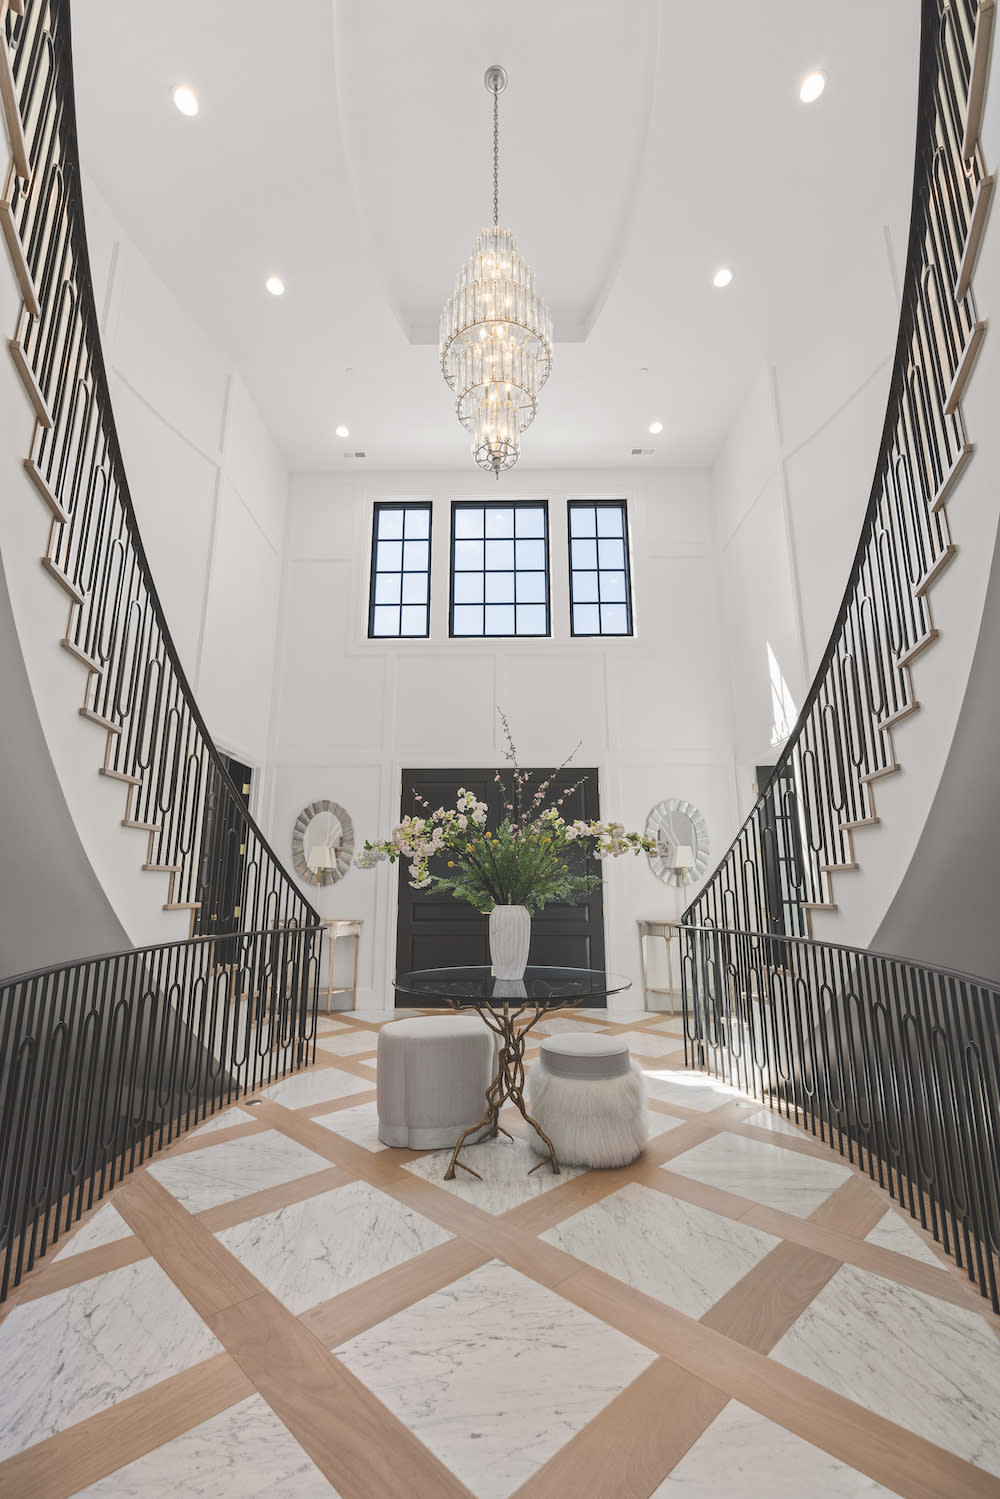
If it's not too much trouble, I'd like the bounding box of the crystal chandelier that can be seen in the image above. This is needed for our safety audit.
[440,66,553,478]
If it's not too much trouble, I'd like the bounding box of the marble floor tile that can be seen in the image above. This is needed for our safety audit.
[311,1100,389,1152]
[53,1202,133,1261]
[864,1208,945,1268]
[642,1068,746,1112]
[148,1130,334,1213]
[571,1007,614,1020]
[0,1258,221,1461]
[402,1133,585,1214]
[603,1008,655,1024]
[644,1109,686,1141]
[647,1017,685,1034]
[541,1181,779,1319]
[665,1131,853,1217]
[315,1031,380,1057]
[743,1107,810,1139]
[314,1017,352,1032]
[189,1105,258,1137]
[652,1398,898,1496]
[608,1029,678,1058]
[75,1393,339,1497]
[257,1066,373,1109]
[771,1261,1000,1476]
[334,1258,656,1499]
[355,1007,423,1020]
[215,1181,452,1314]
[535,1017,609,1035]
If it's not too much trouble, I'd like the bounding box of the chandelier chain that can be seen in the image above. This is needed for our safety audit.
[492,79,499,228]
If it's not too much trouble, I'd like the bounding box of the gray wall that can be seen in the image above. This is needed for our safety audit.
[874,515,1000,986]
[0,552,130,979]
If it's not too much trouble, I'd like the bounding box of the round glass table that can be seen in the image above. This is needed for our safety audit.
[393,966,632,1179]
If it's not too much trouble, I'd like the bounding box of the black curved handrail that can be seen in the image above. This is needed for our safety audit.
[2,0,317,944]
[679,920,1000,1310]
[683,0,988,943]
[0,923,322,1300]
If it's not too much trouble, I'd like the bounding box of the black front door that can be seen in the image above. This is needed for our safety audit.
[195,754,252,954]
[394,767,605,1005]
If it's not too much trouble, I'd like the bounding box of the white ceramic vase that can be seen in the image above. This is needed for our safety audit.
[488,904,531,980]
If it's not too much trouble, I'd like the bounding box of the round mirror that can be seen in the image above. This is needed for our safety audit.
[645,799,710,887]
[292,800,354,886]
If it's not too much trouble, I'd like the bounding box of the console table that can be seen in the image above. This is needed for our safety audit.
[320,917,362,1011]
[637,919,682,1013]
[394,965,630,1180]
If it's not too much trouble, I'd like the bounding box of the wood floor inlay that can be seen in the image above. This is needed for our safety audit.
[2,1007,998,1499]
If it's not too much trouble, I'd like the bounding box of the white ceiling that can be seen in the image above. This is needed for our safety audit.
[70,0,919,474]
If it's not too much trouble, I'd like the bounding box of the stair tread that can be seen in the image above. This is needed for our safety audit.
[24,458,68,521]
[80,707,120,734]
[860,764,901,782]
[61,638,101,673]
[164,902,201,910]
[880,701,920,730]
[0,205,41,318]
[9,339,53,427]
[143,863,182,872]
[122,819,161,832]
[98,767,142,786]
[42,556,85,604]
[841,816,880,830]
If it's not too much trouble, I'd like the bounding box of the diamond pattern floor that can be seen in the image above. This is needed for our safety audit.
[2,1004,997,1499]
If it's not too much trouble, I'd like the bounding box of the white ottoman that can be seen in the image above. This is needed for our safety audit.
[377,1014,498,1149]
[526,1033,647,1168]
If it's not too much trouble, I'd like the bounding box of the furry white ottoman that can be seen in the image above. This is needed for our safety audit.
[526,1032,647,1168]
[377,1015,498,1149]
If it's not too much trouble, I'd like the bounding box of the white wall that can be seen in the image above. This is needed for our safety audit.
[713,214,903,816]
[265,466,738,1012]
[81,171,288,775]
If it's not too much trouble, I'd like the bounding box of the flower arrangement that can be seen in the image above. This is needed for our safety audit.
[358,712,656,914]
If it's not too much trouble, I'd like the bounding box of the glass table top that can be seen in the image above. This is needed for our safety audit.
[393,965,632,1004]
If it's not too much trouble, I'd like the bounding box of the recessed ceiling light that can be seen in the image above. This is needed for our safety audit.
[649,420,663,435]
[713,267,733,288]
[172,85,198,117]
[335,425,350,438]
[799,71,826,103]
[265,276,285,296]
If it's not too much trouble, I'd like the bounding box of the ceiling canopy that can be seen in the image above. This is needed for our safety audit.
[70,0,919,472]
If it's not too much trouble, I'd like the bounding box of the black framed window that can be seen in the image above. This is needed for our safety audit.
[568,501,633,636]
[450,501,550,637]
[369,503,432,638]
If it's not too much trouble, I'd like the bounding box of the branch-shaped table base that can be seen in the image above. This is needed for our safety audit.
[443,998,569,1180]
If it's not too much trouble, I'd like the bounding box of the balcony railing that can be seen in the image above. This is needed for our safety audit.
[0,925,321,1301]
[681,923,1000,1312]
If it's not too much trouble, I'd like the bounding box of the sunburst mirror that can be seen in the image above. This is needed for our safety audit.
[645,799,710,887]
[292,800,354,886]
